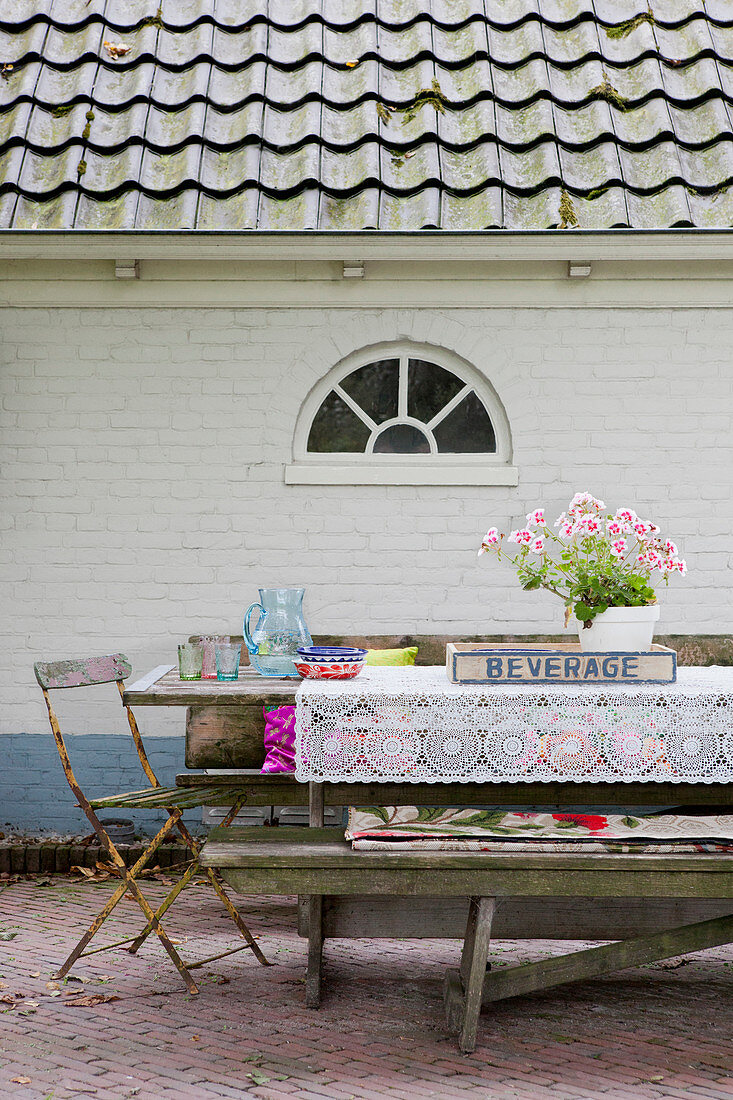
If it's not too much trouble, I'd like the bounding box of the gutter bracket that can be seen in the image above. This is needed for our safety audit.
[342,260,365,278]
[115,259,140,279]
[567,260,592,278]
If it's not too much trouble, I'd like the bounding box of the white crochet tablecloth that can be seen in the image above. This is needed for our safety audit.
[294,665,733,784]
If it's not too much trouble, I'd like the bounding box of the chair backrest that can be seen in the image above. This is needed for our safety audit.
[34,654,132,690]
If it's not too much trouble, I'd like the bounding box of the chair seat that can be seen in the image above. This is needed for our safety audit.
[89,783,250,811]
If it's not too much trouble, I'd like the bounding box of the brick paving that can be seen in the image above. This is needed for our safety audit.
[0,877,731,1100]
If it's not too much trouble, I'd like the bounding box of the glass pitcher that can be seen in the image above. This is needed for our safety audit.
[243,587,312,678]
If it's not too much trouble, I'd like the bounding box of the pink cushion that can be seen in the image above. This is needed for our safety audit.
[261,705,296,773]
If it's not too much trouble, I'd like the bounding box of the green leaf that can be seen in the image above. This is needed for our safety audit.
[574,603,595,621]
[358,806,390,824]
[622,816,641,828]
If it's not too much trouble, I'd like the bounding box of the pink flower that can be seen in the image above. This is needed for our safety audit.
[633,520,654,539]
[663,539,678,557]
[610,539,627,557]
[615,509,637,524]
[529,536,545,554]
[568,492,604,516]
[526,508,546,527]
[558,521,575,538]
[576,513,602,535]
[607,519,625,537]
[478,527,500,555]
[508,528,533,545]
[671,558,688,575]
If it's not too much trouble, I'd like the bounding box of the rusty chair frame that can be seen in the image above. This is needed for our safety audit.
[34,653,270,994]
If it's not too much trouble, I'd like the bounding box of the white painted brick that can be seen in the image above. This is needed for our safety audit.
[2,304,731,736]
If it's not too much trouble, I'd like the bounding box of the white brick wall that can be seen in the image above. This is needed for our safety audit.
[2,305,732,737]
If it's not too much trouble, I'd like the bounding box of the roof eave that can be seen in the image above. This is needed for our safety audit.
[3,228,733,262]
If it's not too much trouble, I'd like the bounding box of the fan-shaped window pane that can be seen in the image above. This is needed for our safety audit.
[433,392,497,453]
[340,359,399,423]
[307,391,370,452]
[373,424,431,454]
[408,359,464,423]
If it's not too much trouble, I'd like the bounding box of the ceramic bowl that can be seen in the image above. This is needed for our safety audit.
[297,646,368,661]
[294,660,364,680]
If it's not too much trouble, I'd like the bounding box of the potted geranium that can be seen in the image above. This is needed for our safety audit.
[478,492,687,652]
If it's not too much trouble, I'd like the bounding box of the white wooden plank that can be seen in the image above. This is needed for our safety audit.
[126,663,175,693]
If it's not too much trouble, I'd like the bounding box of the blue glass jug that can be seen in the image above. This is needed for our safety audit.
[243,587,312,678]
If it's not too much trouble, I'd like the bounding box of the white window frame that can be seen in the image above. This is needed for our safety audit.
[285,341,518,486]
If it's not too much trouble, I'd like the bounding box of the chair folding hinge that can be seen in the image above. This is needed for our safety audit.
[115,259,140,279]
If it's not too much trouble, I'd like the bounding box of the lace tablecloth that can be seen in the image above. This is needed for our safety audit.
[294,665,733,784]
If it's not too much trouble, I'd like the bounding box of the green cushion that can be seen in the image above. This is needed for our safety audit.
[365,646,418,666]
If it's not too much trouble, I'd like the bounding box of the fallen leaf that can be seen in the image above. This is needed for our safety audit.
[11,1076,31,1084]
[649,1075,665,1083]
[1,63,14,80]
[247,1072,270,1086]
[34,878,52,887]
[46,981,59,990]
[28,974,39,980]
[63,975,84,983]
[103,40,131,59]
[48,991,62,998]
[0,993,19,1003]
[24,1000,39,1007]
[0,980,6,988]
[403,150,416,160]
[190,1035,200,1042]
[0,931,17,940]
[656,957,689,970]
[65,993,120,1007]
[346,59,360,68]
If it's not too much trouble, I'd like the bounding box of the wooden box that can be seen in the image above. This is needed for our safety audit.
[446,642,677,685]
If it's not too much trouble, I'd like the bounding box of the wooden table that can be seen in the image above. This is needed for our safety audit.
[127,663,733,1050]
[125,665,733,811]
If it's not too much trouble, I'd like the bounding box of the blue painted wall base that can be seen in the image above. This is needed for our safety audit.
[1,734,203,836]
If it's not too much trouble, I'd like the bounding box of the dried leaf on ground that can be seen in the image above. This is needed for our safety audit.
[11,1076,31,1084]
[0,993,19,1003]
[103,40,131,58]
[65,993,120,1007]
[655,957,689,970]
[0,931,18,940]
[46,980,59,990]
[346,59,360,67]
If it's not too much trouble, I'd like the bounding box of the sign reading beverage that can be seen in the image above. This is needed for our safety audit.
[446,643,677,685]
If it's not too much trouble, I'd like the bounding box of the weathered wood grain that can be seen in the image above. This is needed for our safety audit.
[457,897,496,1052]
[478,912,733,1005]
[178,772,733,809]
[185,707,267,769]
[297,895,733,940]
[202,831,733,898]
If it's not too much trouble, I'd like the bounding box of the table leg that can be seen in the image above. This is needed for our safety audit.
[306,782,325,1008]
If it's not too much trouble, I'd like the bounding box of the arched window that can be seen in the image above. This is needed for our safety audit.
[286,342,517,486]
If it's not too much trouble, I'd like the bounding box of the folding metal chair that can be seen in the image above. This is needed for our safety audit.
[34,653,270,994]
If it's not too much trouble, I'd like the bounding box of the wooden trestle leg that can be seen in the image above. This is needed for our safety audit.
[443,896,496,1053]
[305,782,325,1008]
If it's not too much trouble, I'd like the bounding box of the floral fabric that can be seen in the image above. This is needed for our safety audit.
[261,705,296,773]
[346,806,733,853]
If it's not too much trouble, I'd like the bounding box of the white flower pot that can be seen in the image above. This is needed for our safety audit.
[577,605,660,653]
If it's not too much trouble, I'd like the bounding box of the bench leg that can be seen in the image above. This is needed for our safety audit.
[305,895,324,1008]
[443,896,496,1054]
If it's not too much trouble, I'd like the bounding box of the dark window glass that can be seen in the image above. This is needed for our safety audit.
[373,424,431,454]
[408,359,465,423]
[433,392,496,453]
[307,391,371,452]
[340,359,399,423]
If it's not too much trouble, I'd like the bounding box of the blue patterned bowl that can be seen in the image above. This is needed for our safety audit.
[297,646,367,662]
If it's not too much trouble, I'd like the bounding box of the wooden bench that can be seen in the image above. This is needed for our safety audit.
[201,823,733,1052]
